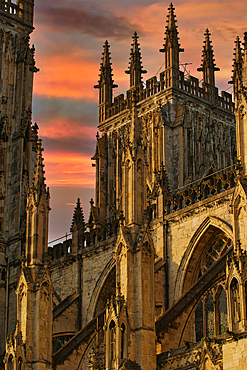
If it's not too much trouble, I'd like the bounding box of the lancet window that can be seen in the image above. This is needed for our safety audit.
[218,288,227,335]
[206,294,214,337]
[231,278,241,324]
[195,287,228,342]
[120,323,125,360]
[110,321,116,369]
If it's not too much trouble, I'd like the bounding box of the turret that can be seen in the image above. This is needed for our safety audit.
[94,40,118,123]
[125,31,147,89]
[197,29,220,87]
[159,2,184,88]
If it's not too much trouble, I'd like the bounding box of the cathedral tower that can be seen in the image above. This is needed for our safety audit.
[0,0,41,353]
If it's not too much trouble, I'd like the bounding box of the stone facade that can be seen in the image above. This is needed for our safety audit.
[2,2,247,370]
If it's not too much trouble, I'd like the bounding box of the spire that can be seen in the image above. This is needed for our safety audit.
[159,3,184,88]
[70,198,85,233]
[94,41,118,123]
[197,29,220,86]
[125,31,147,89]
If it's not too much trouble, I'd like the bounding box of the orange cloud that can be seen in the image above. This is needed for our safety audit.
[39,118,97,140]
[43,152,95,187]
[33,53,99,100]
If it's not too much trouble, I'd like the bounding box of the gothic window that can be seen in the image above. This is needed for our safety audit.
[195,288,228,342]
[120,323,125,360]
[206,294,214,337]
[200,235,232,275]
[218,288,227,335]
[110,321,116,368]
[195,301,203,342]
[231,278,241,324]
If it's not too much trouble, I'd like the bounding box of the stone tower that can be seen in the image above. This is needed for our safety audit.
[0,0,43,355]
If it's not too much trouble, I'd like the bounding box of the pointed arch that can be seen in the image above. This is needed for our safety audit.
[86,257,116,321]
[174,217,233,300]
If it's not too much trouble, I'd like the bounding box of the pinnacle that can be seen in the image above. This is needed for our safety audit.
[31,139,46,200]
[125,31,147,88]
[160,3,184,54]
[70,198,85,233]
[167,2,177,30]
[234,36,243,64]
[94,40,118,89]
[102,40,111,66]
[197,28,220,82]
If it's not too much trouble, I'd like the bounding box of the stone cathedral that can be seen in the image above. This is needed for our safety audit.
[2,1,247,369]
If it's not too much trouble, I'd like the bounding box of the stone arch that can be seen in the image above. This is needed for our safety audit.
[174,217,233,301]
[86,257,116,321]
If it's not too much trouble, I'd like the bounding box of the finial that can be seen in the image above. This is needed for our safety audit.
[96,131,99,140]
[90,198,94,207]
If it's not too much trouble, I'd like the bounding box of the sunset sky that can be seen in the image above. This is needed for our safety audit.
[31,0,247,242]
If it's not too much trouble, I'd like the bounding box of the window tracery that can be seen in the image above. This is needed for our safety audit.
[195,286,228,342]
[206,294,214,338]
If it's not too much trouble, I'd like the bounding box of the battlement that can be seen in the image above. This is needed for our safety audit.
[0,0,34,30]
[105,70,234,123]
[47,215,119,261]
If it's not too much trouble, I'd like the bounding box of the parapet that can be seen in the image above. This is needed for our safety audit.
[105,70,234,124]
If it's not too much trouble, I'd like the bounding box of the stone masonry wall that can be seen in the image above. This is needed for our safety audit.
[51,257,79,302]
[223,337,247,369]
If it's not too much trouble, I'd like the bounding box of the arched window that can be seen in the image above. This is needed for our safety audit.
[218,288,227,335]
[206,294,214,337]
[231,278,241,324]
[120,323,125,360]
[195,301,203,342]
[109,321,116,368]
